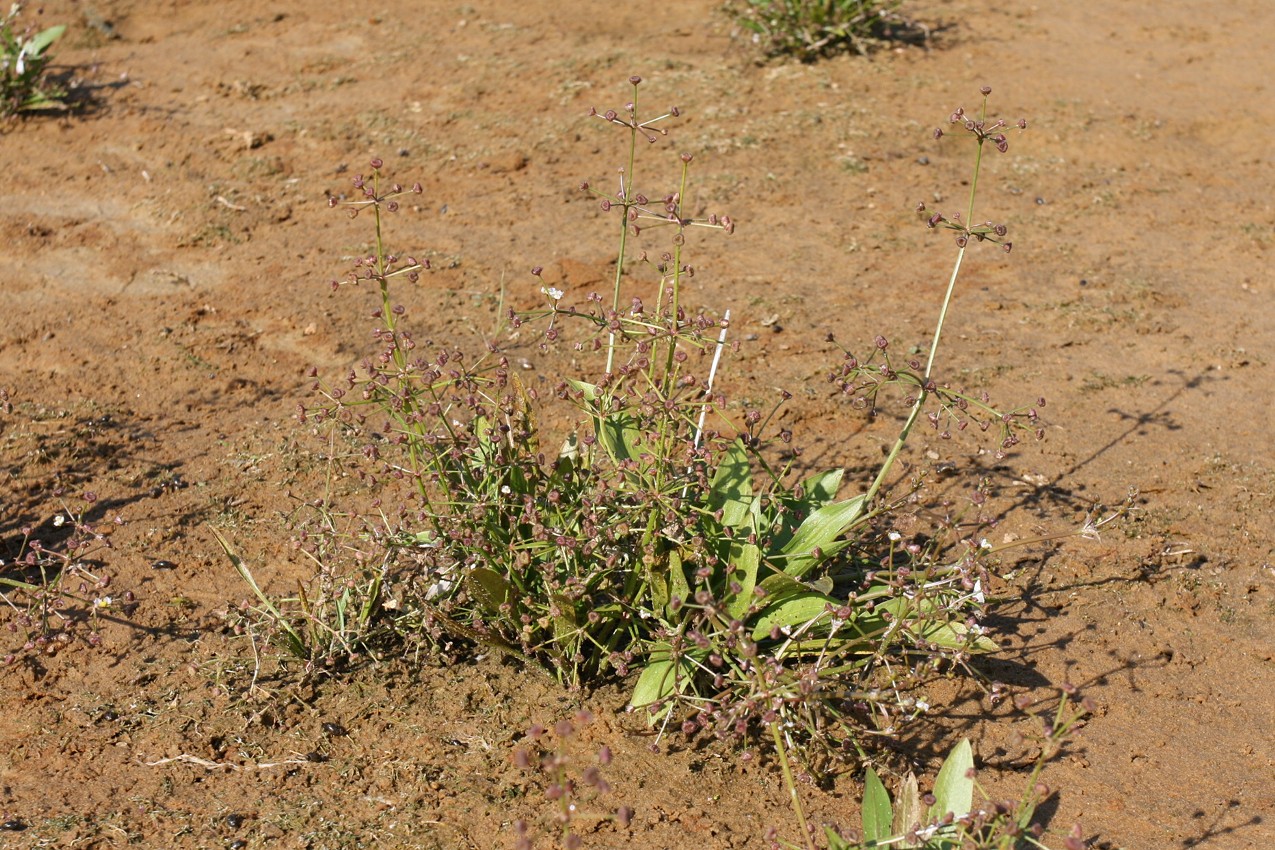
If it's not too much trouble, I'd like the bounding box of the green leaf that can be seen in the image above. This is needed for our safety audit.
[598,411,641,462]
[631,659,675,709]
[751,591,835,641]
[565,378,600,401]
[923,621,999,653]
[876,596,999,653]
[27,24,65,57]
[929,739,975,824]
[757,571,813,606]
[801,467,843,507]
[668,547,691,615]
[469,567,512,612]
[861,767,893,844]
[725,540,761,619]
[707,439,753,527]
[778,493,866,578]
[648,552,670,614]
[629,643,694,722]
[550,593,578,643]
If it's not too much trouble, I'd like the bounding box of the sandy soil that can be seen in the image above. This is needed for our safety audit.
[1,0,1272,848]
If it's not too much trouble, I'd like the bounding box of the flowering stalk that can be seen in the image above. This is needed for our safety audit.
[864,89,1024,509]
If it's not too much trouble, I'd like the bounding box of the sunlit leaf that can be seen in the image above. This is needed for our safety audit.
[707,439,753,527]
[469,567,512,612]
[27,24,65,56]
[725,540,761,619]
[861,766,893,844]
[930,739,975,823]
[778,493,866,578]
[751,592,836,640]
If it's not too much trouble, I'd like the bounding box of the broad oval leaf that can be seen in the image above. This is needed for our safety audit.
[468,567,512,612]
[708,439,754,528]
[861,766,893,845]
[801,467,844,508]
[757,572,812,606]
[778,494,866,578]
[28,25,66,56]
[725,541,761,619]
[751,592,836,641]
[630,658,676,710]
[924,621,999,653]
[930,739,975,823]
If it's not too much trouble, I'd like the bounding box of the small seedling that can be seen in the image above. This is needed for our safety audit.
[0,3,66,117]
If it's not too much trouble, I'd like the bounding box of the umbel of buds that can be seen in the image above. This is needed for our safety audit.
[934,87,1027,155]
[919,88,1026,250]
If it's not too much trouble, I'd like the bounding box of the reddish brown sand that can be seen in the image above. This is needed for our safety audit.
[1,1,1272,848]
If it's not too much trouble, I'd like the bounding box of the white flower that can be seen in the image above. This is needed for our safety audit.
[541,285,564,301]
[94,596,113,609]
[53,515,65,527]
[888,531,901,542]
[979,537,993,550]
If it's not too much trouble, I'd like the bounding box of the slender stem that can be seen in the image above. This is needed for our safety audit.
[604,83,642,376]
[604,211,630,376]
[771,722,816,850]
[863,244,965,508]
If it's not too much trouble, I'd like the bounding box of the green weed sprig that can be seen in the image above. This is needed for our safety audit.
[1,4,66,117]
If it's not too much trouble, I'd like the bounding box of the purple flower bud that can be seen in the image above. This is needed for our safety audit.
[370,157,383,169]
[629,75,642,85]
[934,127,944,139]
[980,85,992,96]
[531,266,543,276]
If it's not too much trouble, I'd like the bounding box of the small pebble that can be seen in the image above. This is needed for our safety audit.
[322,722,348,737]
